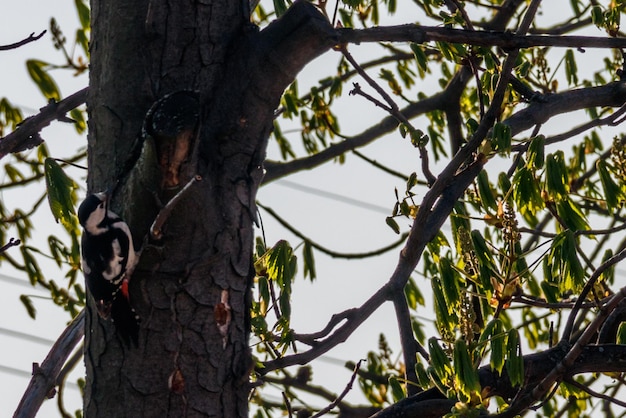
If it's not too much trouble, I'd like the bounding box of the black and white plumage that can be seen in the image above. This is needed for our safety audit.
[78,192,139,347]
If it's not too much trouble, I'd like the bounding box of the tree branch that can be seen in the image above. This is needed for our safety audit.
[372,344,626,418]
[336,24,626,50]
[263,75,465,184]
[0,87,88,160]
[504,82,626,137]
[496,286,626,418]
[14,310,85,418]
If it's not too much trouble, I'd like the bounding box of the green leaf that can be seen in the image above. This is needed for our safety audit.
[44,158,78,232]
[0,97,24,129]
[477,170,497,211]
[273,0,289,17]
[498,172,513,204]
[404,277,425,310]
[616,323,626,345]
[427,366,449,395]
[526,135,545,170]
[21,247,43,286]
[505,329,524,386]
[555,197,589,232]
[432,276,455,334]
[389,375,406,402]
[415,361,431,388]
[597,159,623,211]
[302,241,316,281]
[410,43,429,76]
[379,68,402,95]
[439,257,459,310]
[266,240,297,286]
[428,337,452,381]
[26,60,60,101]
[550,230,585,292]
[591,6,604,27]
[545,151,569,199]
[48,235,68,267]
[70,108,87,133]
[491,122,511,154]
[513,166,543,215]
[20,295,37,319]
[75,0,90,30]
[453,339,481,401]
[470,229,496,278]
[564,49,578,85]
[4,164,25,182]
[386,216,400,234]
[272,121,296,160]
[484,319,506,374]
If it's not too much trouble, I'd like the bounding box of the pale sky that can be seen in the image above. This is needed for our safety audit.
[1,1,624,417]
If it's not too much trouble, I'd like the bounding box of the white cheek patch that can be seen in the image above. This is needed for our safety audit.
[112,220,137,269]
[102,238,125,281]
[85,207,108,235]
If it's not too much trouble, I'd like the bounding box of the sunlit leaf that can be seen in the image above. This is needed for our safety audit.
[526,135,545,170]
[439,257,459,310]
[545,151,569,199]
[555,197,589,232]
[428,337,452,381]
[433,277,456,336]
[453,339,481,401]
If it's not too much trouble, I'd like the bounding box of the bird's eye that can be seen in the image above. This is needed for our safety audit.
[99,203,104,209]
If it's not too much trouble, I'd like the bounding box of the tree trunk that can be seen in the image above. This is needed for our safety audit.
[85,0,334,416]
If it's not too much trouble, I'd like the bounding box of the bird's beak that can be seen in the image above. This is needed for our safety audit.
[95,188,113,211]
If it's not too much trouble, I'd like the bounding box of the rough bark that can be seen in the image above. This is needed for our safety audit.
[86,1,335,416]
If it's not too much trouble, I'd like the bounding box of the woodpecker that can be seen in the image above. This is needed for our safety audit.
[78,191,139,347]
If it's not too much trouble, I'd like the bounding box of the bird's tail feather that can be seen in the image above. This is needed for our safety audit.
[110,294,140,347]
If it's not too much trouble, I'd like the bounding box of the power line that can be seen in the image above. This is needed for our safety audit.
[274,179,391,215]
[0,326,56,346]
[0,273,37,289]
[0,364,81,389]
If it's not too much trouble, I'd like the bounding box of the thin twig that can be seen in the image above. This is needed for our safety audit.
[0,237,21,253]
[392,290,426,396]
[281,392,294,418]
[342,47,437,185]
[0,31,46,51]
[562,246,626,341]
[258,202,409,259]
[565,377,626,408]
[310,359,364,418]
[352,149,413,181]
[150,175,202,239]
